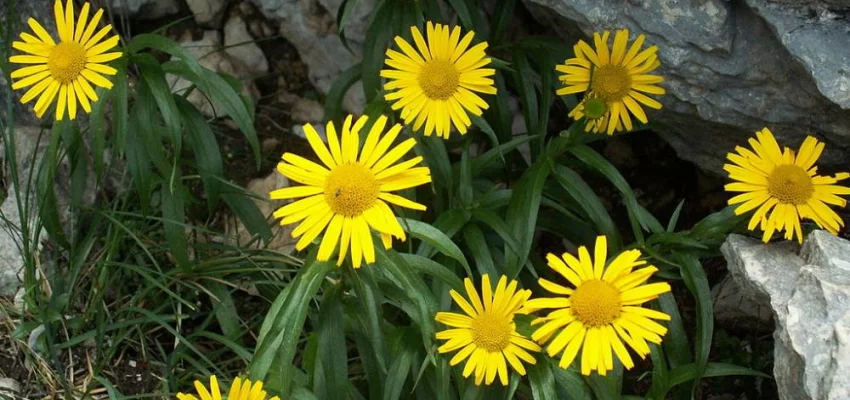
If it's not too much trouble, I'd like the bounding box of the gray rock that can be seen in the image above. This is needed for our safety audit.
[250,0,368,114]
[712,274,773,331]
[224,14,270,77]
[722,231,850,400]
[110,0,180,20]
[522,0,850,173]
[800,229,850,273]
[167,31,261,118]
[0,195,28,297]
[186,0,228,27]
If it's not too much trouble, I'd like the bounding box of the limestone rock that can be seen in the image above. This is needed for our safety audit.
[250,0,369,114]
[167,31,261,118]
[711,274,773,331]
[186,0,228,27]
[224,14,270,77]
[521,0,850,173]
[0,378,21,398]
[722,231,850,400]
[110,0,180,20]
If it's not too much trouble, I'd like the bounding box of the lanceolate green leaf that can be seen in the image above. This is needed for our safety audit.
[402,218,471,274]
[250,257,334,391]
[675,253,713,397]
[134,53,183,156]
[349,267,388,371]
[313,285,349,399]
[160,178,190,268]
[504,159,550,278]
[528,359,557,400]
[462,224,500,278]
[664,363,770,395]
[399,253,463,292]
[376,247,438,348]
[550,164,621,250]
[176,96,224,207]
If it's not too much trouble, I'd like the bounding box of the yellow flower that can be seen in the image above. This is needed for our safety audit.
[8,0,122,120]
[270,115,431,268]
[724,127,850,243]
[435,274,541,386]
[176,375,279,400]
[525,236,671,376]
[381,22,496,139]
[558,29,664,135]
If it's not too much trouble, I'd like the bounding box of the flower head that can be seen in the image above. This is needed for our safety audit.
[176,376,279,400]
[525,236,671,376]
[9,0,122,120]
[435,274,540,386]
[724,127,850,243]
[271,115,431,268]
[381,22,496,139]
[558,29,664,135]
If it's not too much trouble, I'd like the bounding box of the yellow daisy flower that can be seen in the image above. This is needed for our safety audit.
[381,22,496,139]
[270,115,431,268]
[524,236,671,376]
[435,274,541,386]
[177,375,279,400]
[8,0,122,120]
[724,127,850,243]
[557,29,664,135]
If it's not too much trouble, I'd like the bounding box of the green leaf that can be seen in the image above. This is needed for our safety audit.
[550,164,620,249]
[134,53,183,156]
[401,218,471,274]
[675,253,713,397]
[667,200,685,232]
[551,363,592,400]
[89,86,109,178]
[399,253,463,292]
[250,257,334,391]
[112,58,129,156]
[163,60,261,168]
[375,247,438,348]
[470,114,503,163]
[658,292,691,369]
[459,146,473,206]
[324,63,363,122]
[462,224,500,278]
[349,267,387,372]
[382,330,416,400]
[444,0,473,28]
[511,49,539,159]
[504,160,550,278]
[221,183,273,245]
[208,282,241,341]
[665,363,771,393]
[161,178,190,268]
[37,123,71,249]
[127,34,205,76]
[528,359,558,400]
[470,208,521,256]
[336,0,363,52]
[361,1,394,101]
[176,96,224,207]
[568,145,664,241]
[471,135,537,175]
[489,0,516,44]
[313,285,349,399]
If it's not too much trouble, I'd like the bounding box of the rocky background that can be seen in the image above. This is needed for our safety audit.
[1,0,849,398]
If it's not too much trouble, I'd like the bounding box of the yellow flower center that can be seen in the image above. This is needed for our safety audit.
[418,59,460,100]
[324,163,380,217]
[470,311,512,352]
[768,164,814,205]
[591,65,632,103]
[570,279,621,327]
[48,42,87,84]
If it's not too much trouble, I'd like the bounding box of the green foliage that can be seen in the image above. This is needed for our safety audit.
[0,0,767,398]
